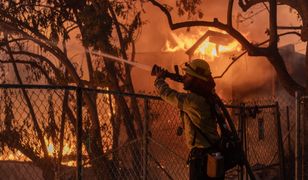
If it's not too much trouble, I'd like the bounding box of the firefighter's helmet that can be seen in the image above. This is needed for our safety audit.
[183,59,211,81]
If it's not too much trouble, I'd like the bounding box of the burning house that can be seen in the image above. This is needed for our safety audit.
[132,29,305,103]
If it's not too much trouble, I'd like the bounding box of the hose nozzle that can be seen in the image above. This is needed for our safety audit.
[151,64,183,82]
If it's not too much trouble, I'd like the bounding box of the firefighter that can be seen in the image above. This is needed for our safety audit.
[153,59,224,179]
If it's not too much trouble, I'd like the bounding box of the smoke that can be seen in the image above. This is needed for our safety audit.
[131,51,188,93]
[213,55,276,100]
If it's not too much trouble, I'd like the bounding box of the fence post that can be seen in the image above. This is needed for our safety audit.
[143,98,149,180]
[301,95,308,180]
[286,106,293,180]
[76,87,83,180]
[295,91,301,180]
[240,103,246,180]
[243,104,249,180]
[275,102,286,180]
[238,104,244,180]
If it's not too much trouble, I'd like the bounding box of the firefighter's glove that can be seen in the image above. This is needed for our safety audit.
[151,64,167,80]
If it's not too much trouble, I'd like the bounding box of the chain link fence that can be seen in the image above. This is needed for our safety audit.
[0,84,288,180]
[0,85,78,179]
[292,92,308,180]
[226,101,285,179]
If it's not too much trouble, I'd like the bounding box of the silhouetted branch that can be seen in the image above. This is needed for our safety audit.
[0,59,54,84]
[227,0,234,27]
[4,34,49,157]
[214,31,302,79]
[269,0,278,47]
[238,0,298,12]
[149,0,271,56]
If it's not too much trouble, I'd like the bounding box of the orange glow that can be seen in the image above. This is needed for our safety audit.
[1,88,115,165]
[163,29,241,60]
[45,137,73,157]
[63,144,72,155]
[47,143,54,156]
[46,143,72,156]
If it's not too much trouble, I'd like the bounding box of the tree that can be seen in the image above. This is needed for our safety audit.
[148,0,308,178]
[149,0,306,95]
[0,0,145,179]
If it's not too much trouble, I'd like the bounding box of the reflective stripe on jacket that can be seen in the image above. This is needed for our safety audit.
[154,78,220,150]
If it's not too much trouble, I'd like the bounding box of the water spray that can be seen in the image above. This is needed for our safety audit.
[96,52,184,82]
[97,52,152,72]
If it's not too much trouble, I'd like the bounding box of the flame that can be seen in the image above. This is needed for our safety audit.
[198,39,218,58]
[47,143,54,156]
[163,29,241,60]
[46,138,72,157]
[164,33,196,52]
[63,144,72,155]
[1,87,114,164]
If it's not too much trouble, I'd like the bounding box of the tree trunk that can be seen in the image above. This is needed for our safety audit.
[105,60,141,177]
[297,0,308,41]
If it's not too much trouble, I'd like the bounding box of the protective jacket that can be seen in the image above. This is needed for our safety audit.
[154,77,220,150]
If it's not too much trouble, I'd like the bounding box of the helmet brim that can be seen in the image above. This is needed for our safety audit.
[183,68,209,81]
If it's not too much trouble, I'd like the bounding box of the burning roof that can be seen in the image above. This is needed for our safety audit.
[163,29,241,60]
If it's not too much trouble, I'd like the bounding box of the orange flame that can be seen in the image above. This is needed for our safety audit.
[163,30,241,60]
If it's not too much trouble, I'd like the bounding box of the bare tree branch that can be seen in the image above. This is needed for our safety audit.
[4,34,49,157]
[278,26,302,30]
[214,30,302,79]
[149,0,305,95]
[239,0,298,12]
[269,0,278,47]
[148,0,271,56]
[0,59,54,84]
[8,50,64,81]
[0,12,105,167]
[57,90,68,170]
[227,0,234,27]
[0,130,41,162]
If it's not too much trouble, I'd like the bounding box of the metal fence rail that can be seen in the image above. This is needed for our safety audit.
[0,84,287,180]
[294,92,308,180]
